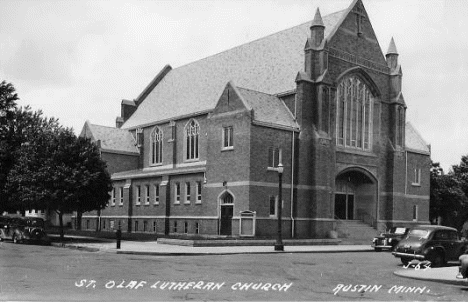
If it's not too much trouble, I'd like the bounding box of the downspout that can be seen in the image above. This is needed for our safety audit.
[290,130,296,238]
[405,150,408,195]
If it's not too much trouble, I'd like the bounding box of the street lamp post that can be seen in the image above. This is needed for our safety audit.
[275,163,284,251]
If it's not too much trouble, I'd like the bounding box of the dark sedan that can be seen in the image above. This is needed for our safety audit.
[392,225,468,267]
[0,217,50,245]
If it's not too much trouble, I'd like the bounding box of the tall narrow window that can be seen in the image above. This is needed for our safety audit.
[185,120,200,160]
[222,126,233,149]
[174,183,180,204]
[268,147,282,168]
[396,106,405,147]
[336,75,373,151]
[150,127,163,164]
[135,186,141,205]
[184,221,189,234]
[145,185,150,205]
[269,195,277,217]
[413,205,418,221]
[321,87,330,133]
[153,221,157,232]
[134,221,139,232]
[185,182,191,204]
[195,222,200,234]
[196,181,202,204]
[413,168,421,186]
[143,221,148,232]
[111,188,116,206]
[154,184,160,205]
[119,187,123,206]
[173,221,178,233]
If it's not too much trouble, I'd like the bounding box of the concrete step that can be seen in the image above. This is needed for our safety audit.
[335,220,379,244]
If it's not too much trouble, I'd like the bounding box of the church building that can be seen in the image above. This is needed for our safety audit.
[78,0,430,240]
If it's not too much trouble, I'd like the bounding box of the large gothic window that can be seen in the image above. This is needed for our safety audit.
[185,119,200,160]
[336,76,373,150]
[150,127,163,164]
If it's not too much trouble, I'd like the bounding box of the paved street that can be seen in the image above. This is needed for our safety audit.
[1,241,468,301]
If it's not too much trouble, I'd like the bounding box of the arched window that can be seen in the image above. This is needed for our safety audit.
[336,75,373,150]
[221,192,234,204]
[150,127,163,164]
[185,119,200,160]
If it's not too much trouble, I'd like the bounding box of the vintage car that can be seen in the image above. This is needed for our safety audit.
[0,217,50,244]
[392,225,468,267]
[372,227,409,251]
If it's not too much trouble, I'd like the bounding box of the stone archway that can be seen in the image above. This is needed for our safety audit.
[335,168,377,226]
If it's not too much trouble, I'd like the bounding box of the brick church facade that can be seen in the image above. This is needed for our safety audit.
[78,0,430,239]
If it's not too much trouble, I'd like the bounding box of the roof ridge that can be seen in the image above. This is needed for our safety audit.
[172,10,346,72]
[89,123,128,131]
[236,86,275,96]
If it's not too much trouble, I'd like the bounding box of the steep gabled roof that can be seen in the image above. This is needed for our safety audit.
[236,87,299,131]
[80,121,139,155]
[405,122,430,154]
[121,8,348,129]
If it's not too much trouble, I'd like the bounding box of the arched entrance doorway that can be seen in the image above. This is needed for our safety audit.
[335,169,377,225]
[219,191,234,235]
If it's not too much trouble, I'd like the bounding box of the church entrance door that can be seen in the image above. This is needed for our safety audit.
[219,191,234,235]
[220,205,233,235]
[335,169,376,224]
[335,193,354,220]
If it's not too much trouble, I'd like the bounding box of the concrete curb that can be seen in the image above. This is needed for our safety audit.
[50,242,100,253]
[114,248,374,256]
[393,268,468,286]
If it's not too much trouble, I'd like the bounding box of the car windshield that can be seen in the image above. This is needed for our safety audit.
[394,227,407,234]
[408,229,430,239]
[26,219,44,227]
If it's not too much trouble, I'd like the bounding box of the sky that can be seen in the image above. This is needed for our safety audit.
[1,0,467,172]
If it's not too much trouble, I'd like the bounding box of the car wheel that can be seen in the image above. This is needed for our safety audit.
[12,234,21,244]
[401,258,410,265]
[429,252,445,267]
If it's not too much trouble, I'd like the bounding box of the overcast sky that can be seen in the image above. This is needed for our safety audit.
[1,0,467,172]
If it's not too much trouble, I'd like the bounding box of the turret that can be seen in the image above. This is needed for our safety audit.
[310,8,325,48]
[385,37,399,70]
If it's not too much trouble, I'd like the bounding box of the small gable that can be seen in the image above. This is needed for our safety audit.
[212,81,252,115]
[236,87,299,131]
[406,122,430,154]
[79,121,139,155]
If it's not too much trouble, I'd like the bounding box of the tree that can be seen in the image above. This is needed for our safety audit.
[0,81,19,211]
[6,128,112,240]
[430,161,468,229]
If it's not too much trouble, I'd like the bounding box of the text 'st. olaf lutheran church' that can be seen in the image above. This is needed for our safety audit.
[79,0,431,241]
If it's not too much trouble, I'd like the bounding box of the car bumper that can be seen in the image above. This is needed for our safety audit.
[392,252,425,260]
[373,244,393,249]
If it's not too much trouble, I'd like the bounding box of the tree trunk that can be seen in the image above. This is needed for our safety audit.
[58,211,64,242]
[96,209,101,233]
[76,211,82,231]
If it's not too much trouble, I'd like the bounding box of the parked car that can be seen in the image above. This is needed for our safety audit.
[372,227,409,251]
[392,225,468,267]
[0,217,50,245]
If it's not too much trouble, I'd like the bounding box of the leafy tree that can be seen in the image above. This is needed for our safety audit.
[6,128,112,240]
[0,81,19,210]
[430,161,468,229]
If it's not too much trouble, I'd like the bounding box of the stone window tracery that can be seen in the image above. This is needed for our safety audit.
[336,75,373,150]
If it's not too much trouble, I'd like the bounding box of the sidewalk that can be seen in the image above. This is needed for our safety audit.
[49,235,374,256]
[394,266,468,286]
